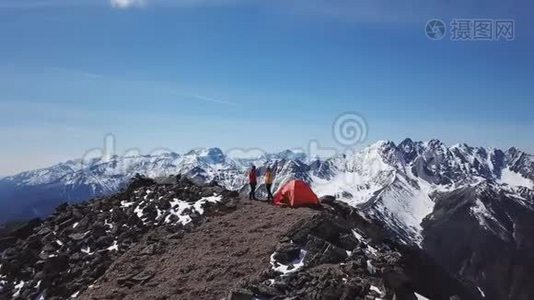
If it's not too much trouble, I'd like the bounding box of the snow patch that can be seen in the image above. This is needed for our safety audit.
[370,285,383,294]
[415,292,430,300]
[352,230,378,256]
[120,200,135,208]
[366,260,376,274]
[133,203,145,220]
[270,249,307,275]
[165,195,223,225]
[477,286,486,298]
[12,280,25,297]
[194,195,222,214]
[470,198,509,238]
[499,168,533,189]
[81,247,94,255]
[352,229,364,241]
[106,240,119,251]
[104,219,113,229]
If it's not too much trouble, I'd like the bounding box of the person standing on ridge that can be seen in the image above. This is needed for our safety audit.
[265,167,274,202]
[248,165,258,200]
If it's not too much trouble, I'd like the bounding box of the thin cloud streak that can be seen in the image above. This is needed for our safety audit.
[49,67,104,79]
[191,94,236,106]
[47,66,236,107]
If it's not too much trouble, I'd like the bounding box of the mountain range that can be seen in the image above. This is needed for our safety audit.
[1,139,532,232]
[1,138,534,298]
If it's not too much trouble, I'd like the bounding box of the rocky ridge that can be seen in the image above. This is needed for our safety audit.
[232,199,481,300]
[0,175,239,299]
[0,177,481,300]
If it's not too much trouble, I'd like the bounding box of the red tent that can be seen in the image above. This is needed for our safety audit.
[273,180,320,207]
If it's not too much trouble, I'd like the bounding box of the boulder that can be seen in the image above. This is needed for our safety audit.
[319,195,336,204]
[227,288,254,300]
[272,243,301,265]
[304,235,348,266]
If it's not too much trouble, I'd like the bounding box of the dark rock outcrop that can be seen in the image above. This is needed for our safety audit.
[0,175,238,299]
[422,183,534,300]
[233,201,482,300]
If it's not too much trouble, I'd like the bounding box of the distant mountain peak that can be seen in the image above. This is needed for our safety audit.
[369,139,396,148]
[185,147,223,156]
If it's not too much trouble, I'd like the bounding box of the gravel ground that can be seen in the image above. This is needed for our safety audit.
[80,199,319,300]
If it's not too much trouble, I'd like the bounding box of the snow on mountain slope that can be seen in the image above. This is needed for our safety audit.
[312,141,396,205]
[362,173,435,244]
[506,147,534,181]
[0,148,307,222]
[311,139,533,244]
[1,139,533,245]
[4,159,87,186]
[311,171,388,205]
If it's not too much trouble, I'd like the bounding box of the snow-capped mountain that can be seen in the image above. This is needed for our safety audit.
[308,139,534,299]
[0,148,307,222]
[2,139,533,229]
[1,138,534,298]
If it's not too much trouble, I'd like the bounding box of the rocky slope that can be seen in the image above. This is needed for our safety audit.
[79,192,317,300]
[422,183,534,299]
[0,175,239,299]
[232,200,481,300]
[0,178,480,300]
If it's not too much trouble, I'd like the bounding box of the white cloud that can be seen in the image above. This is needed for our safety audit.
[110,0,145,9]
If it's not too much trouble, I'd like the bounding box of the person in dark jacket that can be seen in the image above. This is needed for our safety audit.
[248,165,258,200]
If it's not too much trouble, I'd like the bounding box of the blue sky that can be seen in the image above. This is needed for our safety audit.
[0,0,533,175]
